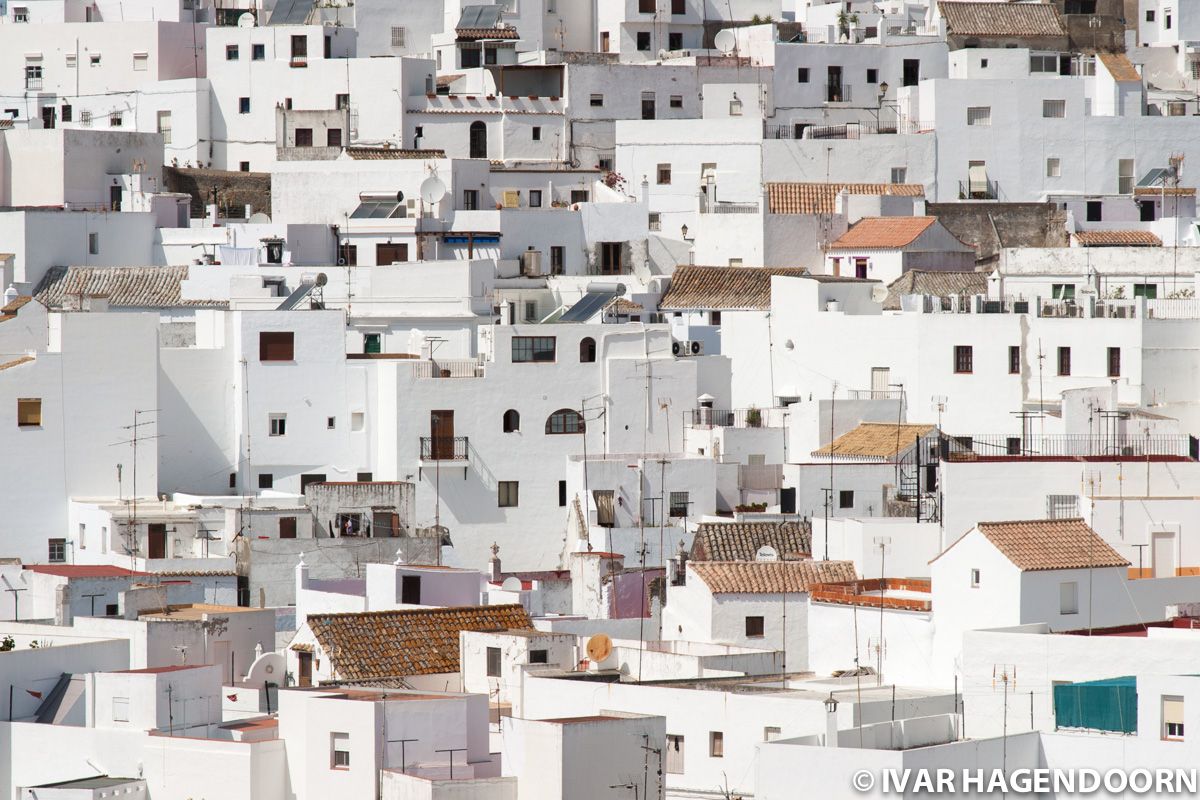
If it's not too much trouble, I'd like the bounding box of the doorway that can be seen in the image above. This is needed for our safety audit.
[469,121,487,158]
[430,410,455,458]
[297,651,312,687]
[376,243,408,264]
[401,575,421,604]
[1152,529,1177,578]
[147,524,167,559]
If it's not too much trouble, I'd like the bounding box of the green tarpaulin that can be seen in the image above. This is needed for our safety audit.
[1054,676,1137,734]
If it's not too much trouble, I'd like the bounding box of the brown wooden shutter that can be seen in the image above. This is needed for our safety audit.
[259,331,294,361]
[279,517,297,538]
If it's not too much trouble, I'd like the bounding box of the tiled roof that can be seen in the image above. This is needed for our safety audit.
[607,298,644,314]
[345,147,446,160]
[0,119,12,130]
[938,1,1067,37]
[766,182,925,215]
[0,355,34,372]
[456,27,519,39]
[1134,186,1195,197]
[690,522,812,561]
[659,266,808,311]
[25,565,148,578]
[883,270,987,310]
[813,422,937,459]
[33,266,225,310]
[1098,53,1140,83]
[976,519,1130,571]
[308,604,532,680]
[689,560,857,594]
[828,217,937,250]
[1073,230,1162,247]
[436,73,465,87]
[0,295,33,322]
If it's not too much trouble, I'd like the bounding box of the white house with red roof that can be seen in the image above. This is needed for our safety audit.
[824,216,976,283]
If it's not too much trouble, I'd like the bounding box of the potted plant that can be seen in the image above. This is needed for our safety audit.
[746,406,762,427]
[837,10,859,41]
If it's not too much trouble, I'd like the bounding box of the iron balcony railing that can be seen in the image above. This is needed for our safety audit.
[419,436,470,461]
[412,359,483,378]
[845,389,906,400]
[687,407,788,428]
[941,434,1193,461]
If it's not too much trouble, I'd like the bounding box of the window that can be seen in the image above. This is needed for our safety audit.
[132,53,148,71]
[668,32,683,50]
[728,97,742,115]
[546,409,585,434]
[745,616,765,637]
[90,54,102,66]
[669,491,689,517]
[17,398,42,427]
[641,91,655,120]
[559,480,567,507]
[499,481,519,507]
[1164,697,1185,741]
[970,569,980,588]
[1146,10,1155,21]
[764,726,781,741]
[1046,157,1061,177]
[671,0,684,12]
[112,697,129,722]
[512,336,556,363]
[49,539,66,563]
[292,126,313,146]
[357,472,373,482]
[710,311,722,325]
[109,112,122,127]
[669,94,683,108]
[1086,201,1102,222]
[240,161,251,172]
[1009,345,1021,375]
[1057,346,1071,376]
[1059,581,1078,615]
[866,68,878,83]
[529,649,548,664]
[66,54,77,68]
[570,189,589,204]
[637,31,651,51]
[239,97,251,114]
[157,111,172,144]
[269,414,287,436]
[279,517,297,538]
[709,731,723,758]
[252,43,265,60]
[600,31,610,51]
[24,65,42,91]
[1118,159,1135,195]
[503,409,520,432]
[13,6,28,21]
[649,212,661,231]
[1042,99,1065,118]
[1108,347,1121,378]
[1166,13,1172,29]
[550,246,565,274]
[590,93,604,107]
[327,416,336,430]
[258,473,274,489]
[1134,283,1158,299]
[532,126,541,141]
[525,189,541,208]
[638,0,655,10]
[966,106,991,126]
[890,167,907,183]
[954,345,973,374]
[226,44,239,60]
[797,67,809,83]
[88,232,99,254]
[391,26,406,47]
[657,163,672,184]
[1047,494,1078,519]
[1030,54,1057,73]
[462,189,479,210]
[80,110,92,126]
[839,490,854,509]
[291,34,308,60]
[260,331,294,361]
[523,300,536,322]
[666,735,684,773]
[579,337,596,363]
[331,733,350,769]
[980,58,988,68]
[327,128,342,147]
[335,93,350,110]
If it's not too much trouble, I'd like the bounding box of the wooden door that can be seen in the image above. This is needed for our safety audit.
[376,243,408,264]
[430,410,454,459]
[297,651,312,687]
[279,517,297,539]
[147,524,167,559]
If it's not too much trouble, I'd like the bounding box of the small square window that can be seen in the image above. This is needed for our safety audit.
[669,95,683,108]
[838,490,854,509]
[239,97,251,114]
[890,167,907,183]
[764,726,781,741]
[486,646,502,676]
[240,161,251,172]
[657,163,672,184]
[357,472,373,482]
[866,68,878,83]
[529,649,548,664]
[109,112,122,127]
[530,189,542,207]
[90,54,102,66]
[980,58,988,68]
[669,491,689,517]
[797,67,809,83]
[499,480,519,507]
[252,43,265,60]
[226,44,239,60]
[954,345,973,374]
[17,397,42,427]
[1042,99,1066,118]
[590,93,604,107]
[532,126,541,141]
[637,31,651,51]
[269,414,287,436]
[48,538,66,563]
[1046,157,1061,177]
[258,473,274,489]
[745,616,764,637]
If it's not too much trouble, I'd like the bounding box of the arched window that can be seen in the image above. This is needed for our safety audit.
[545,408,585,434]
[469,121,488,159]
[502,409,520,433]
[579,337,596,363]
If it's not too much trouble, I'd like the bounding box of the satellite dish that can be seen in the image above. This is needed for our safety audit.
[420,175,447,205]
[714,29,737,54]
[871,283,889,304]
[237,11,255,27]
[586,633,613,663]
[315,272,328,287]
[501,576,523,592]
[247,212,271,224]
[755,545,779,562]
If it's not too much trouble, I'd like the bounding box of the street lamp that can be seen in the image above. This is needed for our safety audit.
[824,692,839,714]
[876,82,889,131]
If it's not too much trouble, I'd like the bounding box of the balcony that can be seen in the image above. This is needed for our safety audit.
[419,436,469,461]
[686,407,787,429]
[941,434,1194,462]
[959,179,999,200]
[825,83,850,103]
[412,359,484,378]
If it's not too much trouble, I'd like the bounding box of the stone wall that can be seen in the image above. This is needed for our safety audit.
[163,166,272,219]
[927,202,1069,266]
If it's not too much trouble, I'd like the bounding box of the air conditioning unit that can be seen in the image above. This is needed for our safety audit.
[672,339,703,357]
[520,249,543,276]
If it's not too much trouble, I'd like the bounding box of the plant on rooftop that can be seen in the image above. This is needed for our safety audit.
[0,636,13,652]
[1104,286,1127,299]
[746,406,762,427]
[1168,287,1195,298]
[735,502,768,512]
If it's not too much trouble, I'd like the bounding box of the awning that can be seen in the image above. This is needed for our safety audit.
[968,164,988,195]
[593,490,615,527]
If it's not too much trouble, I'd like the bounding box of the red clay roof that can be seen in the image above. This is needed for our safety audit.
[1073,230,1162,247]
[1098,53,1140,83]
[689,560,857,593]
[766,182,925,215]
[979,519,1130,571]
[828,217,937,250]
[25,565,148,578]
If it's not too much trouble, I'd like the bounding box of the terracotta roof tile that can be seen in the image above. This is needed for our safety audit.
[455,27,519,40]
[766,182,925,215]
[689,560,857,594]
[33,266,225,309]
[813,422,937,459]
[1073,230,1162,247]
[0,355,34,372]
[828,217,938,250]
[344,147,446,160]
[25,565,148,578]
[977,518,1129,571]
[690,522,812,561]
[1098,53,1140,83]
[659,266,808,311]
[883,270,987,310]
[308,604,532,680]
[1134,186,1195,197]
[938,1,1067,37]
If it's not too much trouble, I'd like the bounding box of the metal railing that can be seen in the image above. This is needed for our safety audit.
[411,359,483,378]
[701,201,759,214]
[959,179,999,200]
[941,434,1193,461]
[687,407,788,428]
[1147,298,1200,319]
[845,389,905,400]
[825,83,851,103]
[419,436,470,461]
